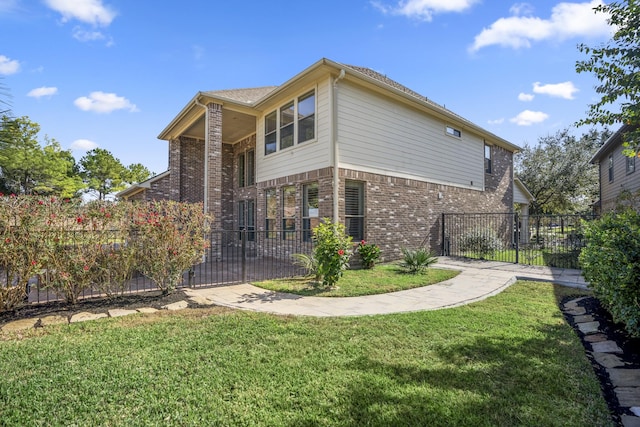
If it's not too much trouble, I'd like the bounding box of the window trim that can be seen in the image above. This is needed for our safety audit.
[608,154,614,182]
[626,155,636,175]
[484,143,492,174]
[264,88,317,155]
[445,125,462,139]
[344,180,364,241]
[238,152,245,188]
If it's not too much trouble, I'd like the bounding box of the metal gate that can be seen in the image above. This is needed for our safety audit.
[441,213,596,269]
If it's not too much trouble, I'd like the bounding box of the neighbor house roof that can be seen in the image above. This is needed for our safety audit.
[590,123,635,164]
[116,170,170,199]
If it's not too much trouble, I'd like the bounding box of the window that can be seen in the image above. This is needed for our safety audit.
[627,155,636,174]
[265,111,277,155]
[247,150,255,185]
[238,153,245,187]
[303,183,319,241]
[484,144,492,174]
[609,154,614,182]
[282,186,296,240]
[446,126,461,138]
[265,189,276,239]
[264,89,316,155]
[345,180,364,241]
[298,91,315,144]
[238,200,255,241]
[280,101,295,150]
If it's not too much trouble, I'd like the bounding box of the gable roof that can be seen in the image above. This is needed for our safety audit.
[116,170,170,199]
[159,58,520,153]
[590,123,635,163]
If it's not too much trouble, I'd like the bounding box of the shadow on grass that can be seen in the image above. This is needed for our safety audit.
[286,323,610,427]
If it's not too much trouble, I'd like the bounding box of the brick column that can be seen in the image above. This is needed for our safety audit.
[168,138,181,201]
[206,103,223,227]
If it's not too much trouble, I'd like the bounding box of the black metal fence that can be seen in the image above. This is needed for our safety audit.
[441,213,597,269]
[20,229,314,305]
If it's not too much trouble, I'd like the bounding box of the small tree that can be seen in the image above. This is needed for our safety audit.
[458,228,502,259]
[312,219,352,288]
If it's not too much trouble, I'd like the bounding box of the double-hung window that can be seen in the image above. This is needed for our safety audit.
[302,183,319,242]
[627,156,635,174]
[264,89,315,155]
[345,180,364,241]
[265,189,276,239]
[609,154,614,182]
[484,144,492,174]
[282,186,296,240]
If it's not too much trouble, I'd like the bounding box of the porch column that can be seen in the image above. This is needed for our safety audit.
[206,103,223,230]
[168,138,181,201]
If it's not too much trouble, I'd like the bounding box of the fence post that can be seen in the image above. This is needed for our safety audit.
[514,212,519,264]
[241,229,247,283]
[441,213,446,256]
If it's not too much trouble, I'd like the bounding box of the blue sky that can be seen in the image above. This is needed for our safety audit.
[0,0,613,175]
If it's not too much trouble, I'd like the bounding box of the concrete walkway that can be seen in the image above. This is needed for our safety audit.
[182,257,588,317]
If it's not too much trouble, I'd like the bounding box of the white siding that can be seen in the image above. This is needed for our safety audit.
[337,81,485,190]
[257,79,332,183]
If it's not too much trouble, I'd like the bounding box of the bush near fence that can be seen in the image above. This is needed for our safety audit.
[0,196,210,311]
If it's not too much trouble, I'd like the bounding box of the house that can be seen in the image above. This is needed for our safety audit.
[121,58,521,257]
[590,124,640,213]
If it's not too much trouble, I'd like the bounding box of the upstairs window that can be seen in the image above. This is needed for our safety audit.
[609,154,614,182]
[484,144,492,174]
[627,156,635,174]
[264,89,316,155]
[446,126,461,138]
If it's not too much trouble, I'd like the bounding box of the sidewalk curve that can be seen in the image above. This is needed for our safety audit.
[183,257,588,317]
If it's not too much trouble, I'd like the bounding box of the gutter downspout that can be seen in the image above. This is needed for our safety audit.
[332,69,346,223]
[194,96,209,214]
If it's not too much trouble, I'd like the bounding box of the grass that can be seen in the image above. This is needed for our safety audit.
[251,263,460,297]
[0,281,613,426]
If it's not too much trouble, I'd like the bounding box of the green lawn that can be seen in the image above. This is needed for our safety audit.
[0,282,612,426]
[252,263,460,297]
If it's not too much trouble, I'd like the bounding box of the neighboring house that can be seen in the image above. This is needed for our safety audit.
[121,58,521,257]
[590,124,640,214]
[118,171,170,201]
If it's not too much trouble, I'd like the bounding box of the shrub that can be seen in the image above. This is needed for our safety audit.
[291,253,320,282]
[580,210,640,337]
[400,247,437,274]
[458,228,502,259]
[312,219,352,288]
[131,201,210,295]
[357,240,381,269]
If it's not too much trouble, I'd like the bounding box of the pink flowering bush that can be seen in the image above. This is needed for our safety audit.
[312,219,352,288]
[130,200,210,295]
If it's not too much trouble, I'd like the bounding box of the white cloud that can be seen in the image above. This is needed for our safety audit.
[27,86,58,98]
[0,55,20,75]
[73,27,105,42]
[510,110,549,126]
[70,139,98,151]
[509,3,535,16]
[518,93,535,102]
[44,0,116,26]
[372,0,479,21]
[533,81,579,99]
[470,0,612,52]
[74,91,138,113]
[488,118,505,125]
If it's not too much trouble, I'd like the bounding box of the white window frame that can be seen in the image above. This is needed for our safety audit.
[445,125,462,139]
[264,88,316,155]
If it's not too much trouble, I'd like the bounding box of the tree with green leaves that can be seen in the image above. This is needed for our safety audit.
[515,129,609,215]
[125,162,153,185]
[0,116,84,197]
[79,148,129,200]
[576,0,640,155]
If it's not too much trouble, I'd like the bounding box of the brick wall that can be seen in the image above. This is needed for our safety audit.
[179,136,204,203]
